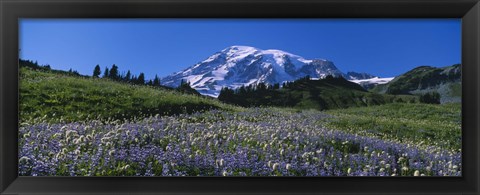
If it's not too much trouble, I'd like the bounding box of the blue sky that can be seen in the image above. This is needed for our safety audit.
[20,19,461,80]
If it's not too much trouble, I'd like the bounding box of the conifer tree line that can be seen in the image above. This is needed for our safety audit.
[19,59,83,77]
[218,75,314,103]
[93,64,161,87]
[217,75,362,107]
[20,59,200,95]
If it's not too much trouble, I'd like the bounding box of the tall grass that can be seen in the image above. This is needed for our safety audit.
[323,103,461,151]
[20,67,240,124]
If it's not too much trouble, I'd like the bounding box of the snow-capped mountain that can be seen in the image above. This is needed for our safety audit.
[345,72,376,80]
[161,46,381,97]
[350,77,395,89]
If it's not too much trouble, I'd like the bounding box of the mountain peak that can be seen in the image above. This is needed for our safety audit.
[346,72,376,80]
[224,45,258,51]
[162,46,348,97]
[223,46,324,61]
[221,45,259,54]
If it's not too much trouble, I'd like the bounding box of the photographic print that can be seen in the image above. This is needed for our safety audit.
[18,19,461,177]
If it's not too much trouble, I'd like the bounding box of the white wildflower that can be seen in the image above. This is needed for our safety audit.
[414,170,420,176]
[323,162,329,168]
[302,152,309,159]
[61,148,68,155]
[385,164,391,169]
[19,156,30,163]
[272,163,279,171]
[286,164,291,170]
[219,159,224,167]
[426,166,431,172]
[52,133,62,139]
[65,130,78,138]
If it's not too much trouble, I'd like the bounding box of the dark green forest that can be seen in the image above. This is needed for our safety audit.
[218,75,421,110]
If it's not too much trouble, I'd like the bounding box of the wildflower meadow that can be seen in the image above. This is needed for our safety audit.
[19,108,461,176]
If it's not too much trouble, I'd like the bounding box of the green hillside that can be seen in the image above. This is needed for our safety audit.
[371,64,461,103]
[323,103,461,150]
[219,76,419,110]
[19,67,239,124]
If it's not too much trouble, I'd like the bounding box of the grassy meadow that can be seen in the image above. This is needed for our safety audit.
[18,67,462,176]
[20,67,240,124]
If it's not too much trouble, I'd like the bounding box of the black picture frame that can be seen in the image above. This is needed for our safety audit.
[1,0,479,194]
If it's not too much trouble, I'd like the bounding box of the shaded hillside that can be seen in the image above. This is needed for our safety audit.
[219,76,418,110]
[371,64,461,103]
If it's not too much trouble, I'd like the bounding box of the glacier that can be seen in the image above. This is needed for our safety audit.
[161,46,385,97]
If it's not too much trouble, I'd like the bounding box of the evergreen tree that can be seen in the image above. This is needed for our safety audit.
[137,73,145,84]
[325,75,334,80]
[273,83,280,90]
[93,64,101,77]
[238,86,247,96]
[147,80,153,86]
[131,75,137,84]
[218,87,235,103]
[257,82,267,91]
[125,70,131,82]
[176,80,200,95]
[246,85,253,93]
[153,75,161,86]
[103,67,109,78]
[179,80,191,88]
[109,64,119,80]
